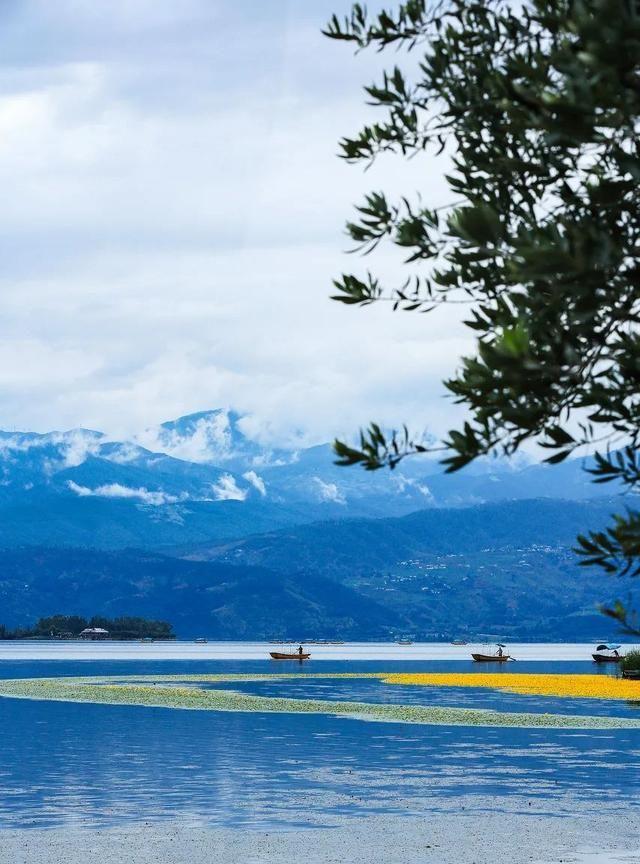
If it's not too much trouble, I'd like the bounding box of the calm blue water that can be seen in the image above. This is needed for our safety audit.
[0,659,639,829]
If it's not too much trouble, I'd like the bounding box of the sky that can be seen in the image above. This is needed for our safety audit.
[0,0,470,447]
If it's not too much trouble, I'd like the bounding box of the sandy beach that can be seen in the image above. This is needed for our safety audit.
[2,811,639,864]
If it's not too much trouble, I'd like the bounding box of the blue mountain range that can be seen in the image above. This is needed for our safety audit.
[0,408,620,548]
[0,409,631,640]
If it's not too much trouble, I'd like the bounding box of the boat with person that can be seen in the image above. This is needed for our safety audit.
[269,650,310,661]
[592,644,623,663]
[472,643,510,662]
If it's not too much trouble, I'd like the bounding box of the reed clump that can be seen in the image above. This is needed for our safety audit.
[621,650,640,673]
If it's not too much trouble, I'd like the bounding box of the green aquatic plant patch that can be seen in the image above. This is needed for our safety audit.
[0,674,639,730]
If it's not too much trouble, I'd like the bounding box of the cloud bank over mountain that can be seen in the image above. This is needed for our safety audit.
[67,480,183,507]
[0,407,622,552]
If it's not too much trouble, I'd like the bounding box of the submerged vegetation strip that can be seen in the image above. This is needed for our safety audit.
[0,676,639,729]
[381,673,640,701]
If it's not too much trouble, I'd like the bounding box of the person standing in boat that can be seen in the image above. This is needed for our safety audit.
[497,646,504,658]
[298,645,304,656]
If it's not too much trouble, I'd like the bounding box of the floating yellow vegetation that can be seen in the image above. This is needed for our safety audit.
[382,673,640,701]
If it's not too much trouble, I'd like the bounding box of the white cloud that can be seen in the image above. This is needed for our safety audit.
[101,442,144,464]
[210,473,246,502]
[0,1,468,445]
[55,430,103,468]
[0,429,103,474]
[135,412,234,464]
[243,469,266,496]
[312,476,346,505]
[67,479,180,505]
[0,433,48,456]
[391,474,433,500]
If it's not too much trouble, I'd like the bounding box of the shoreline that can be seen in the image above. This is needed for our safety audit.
[2,810,638,864]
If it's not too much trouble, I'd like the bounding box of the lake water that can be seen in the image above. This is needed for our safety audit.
[0,645,639,831]
[1,640,638,661]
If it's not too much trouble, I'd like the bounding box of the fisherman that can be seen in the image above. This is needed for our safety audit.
[497,646,504,657]
[613,648,620,657]
[298,644,304,656]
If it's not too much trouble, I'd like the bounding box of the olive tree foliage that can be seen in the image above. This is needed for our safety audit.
[324,0,640,632]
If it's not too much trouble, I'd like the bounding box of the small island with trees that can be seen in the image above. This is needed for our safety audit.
[0,615,175,641]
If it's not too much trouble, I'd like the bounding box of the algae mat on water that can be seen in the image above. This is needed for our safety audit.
[382,672,640,701]
[0,674,639,729]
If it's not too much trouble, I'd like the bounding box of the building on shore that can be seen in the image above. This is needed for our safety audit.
[79,627,109,640]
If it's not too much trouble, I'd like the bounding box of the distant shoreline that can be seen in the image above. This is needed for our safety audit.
[0,636,178,642]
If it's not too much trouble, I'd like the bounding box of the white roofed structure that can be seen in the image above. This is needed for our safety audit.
[79,627,109,640]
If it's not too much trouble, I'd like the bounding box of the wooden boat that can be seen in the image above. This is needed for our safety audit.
[396,639,413,645]
[451,640,468,646]
[592,653,622,663]
[472,653,510,662]
[194,637,207,644]
[269,651,310,660]
[622,669,640,679]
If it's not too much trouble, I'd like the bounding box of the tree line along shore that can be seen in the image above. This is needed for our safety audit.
[0,615,175,641]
